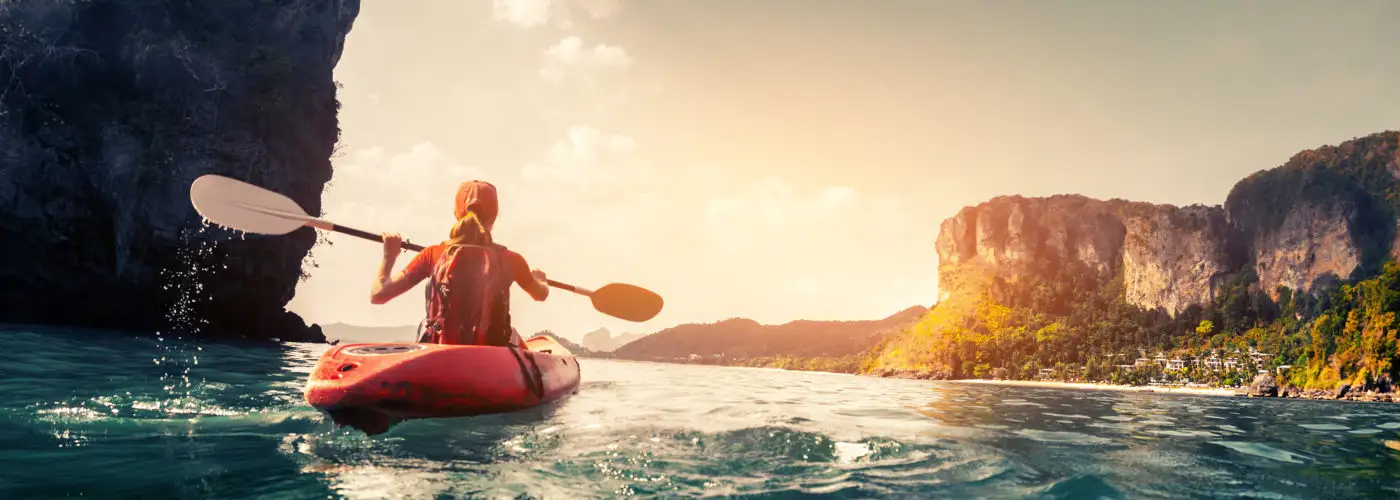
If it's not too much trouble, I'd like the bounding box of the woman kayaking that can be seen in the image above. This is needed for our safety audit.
[368,180,551,347]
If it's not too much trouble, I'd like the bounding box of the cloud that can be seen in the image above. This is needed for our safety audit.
[492,0,621,29]
[320,125,650,257]
[491,0,552,28]
[539,36,633,85]
[689,174,942,322]
[570,0,621,19]
[320,143,483,243]
[701,177,912,256]
[520,125,643,188]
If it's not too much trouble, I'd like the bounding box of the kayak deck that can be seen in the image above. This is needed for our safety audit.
[304,334,581,434]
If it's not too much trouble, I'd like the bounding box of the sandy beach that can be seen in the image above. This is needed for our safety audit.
[945,378,1240,397]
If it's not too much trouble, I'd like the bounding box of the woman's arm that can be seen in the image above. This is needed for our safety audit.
[510,251,550,301]
[370,233,427,304]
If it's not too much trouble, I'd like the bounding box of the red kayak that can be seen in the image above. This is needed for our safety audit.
[304,334,581,434]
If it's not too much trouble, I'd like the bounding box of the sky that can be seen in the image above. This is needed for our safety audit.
[285,0,1400,342]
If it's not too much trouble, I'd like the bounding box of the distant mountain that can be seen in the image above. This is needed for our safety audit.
[542,333,601,357]
[581,327,648,352]
[611,306,929,361]
[320,322,418,344]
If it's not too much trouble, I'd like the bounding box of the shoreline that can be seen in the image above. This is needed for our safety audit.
[934,378,1400,404]
[936,378,1241,397]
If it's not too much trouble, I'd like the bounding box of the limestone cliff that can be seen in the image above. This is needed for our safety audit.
[936,131,1400,314]
[1224,133,1400,300]
[936,196,1241,315]
[0,0,360,341]
[864,131,1400,381]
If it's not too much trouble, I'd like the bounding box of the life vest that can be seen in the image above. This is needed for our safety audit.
[417,243,514,346]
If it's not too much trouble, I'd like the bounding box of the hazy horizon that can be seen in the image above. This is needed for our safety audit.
[287,0,1400,342]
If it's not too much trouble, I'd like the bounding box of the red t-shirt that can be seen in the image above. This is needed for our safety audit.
[402,244,539,297]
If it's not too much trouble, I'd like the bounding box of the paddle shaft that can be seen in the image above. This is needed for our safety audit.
[320,222,594,296]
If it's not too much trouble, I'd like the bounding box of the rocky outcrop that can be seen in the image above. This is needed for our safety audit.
[1224,134,1400,300]
[1272,383,1396,403]
[936,196,1241,315]
[936,132,1400,315]
[1120,203,1243,314]
[1250,201,1360,298]
[936,195,1126,289]
[1247,373,1279,397]
[581,327,648,353]
[0,0,360,341]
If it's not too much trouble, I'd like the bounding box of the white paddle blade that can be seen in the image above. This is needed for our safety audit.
[190,175,314,235]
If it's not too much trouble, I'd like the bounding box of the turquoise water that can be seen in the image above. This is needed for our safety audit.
[2,327,1399,499]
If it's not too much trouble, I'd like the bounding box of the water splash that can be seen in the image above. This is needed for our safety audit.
[149,224,226,415]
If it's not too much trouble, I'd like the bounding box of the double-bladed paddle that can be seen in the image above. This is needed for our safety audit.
[188,174,664,322]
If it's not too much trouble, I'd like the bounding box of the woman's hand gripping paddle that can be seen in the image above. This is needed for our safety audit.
[189,174,664,322]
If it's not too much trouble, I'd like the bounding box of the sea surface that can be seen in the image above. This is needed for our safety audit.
[2,326,1399,499]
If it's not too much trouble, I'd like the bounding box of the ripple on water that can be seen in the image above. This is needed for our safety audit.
[1087,422,1136,431]
[1210,441,1307,464]
[1297,423,1350,431]
[528,426,964,497]
[1013,429,1114,446]
[998,399,1047,408]
[1377,422,1400,430]
[1150,429,1219,438]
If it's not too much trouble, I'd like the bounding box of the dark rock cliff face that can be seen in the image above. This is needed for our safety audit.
[0,0,360,341]
[934,132,1400,315]
[1224,133,1400,300]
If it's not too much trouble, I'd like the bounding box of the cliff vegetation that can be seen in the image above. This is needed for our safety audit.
[863,131,1400,396]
